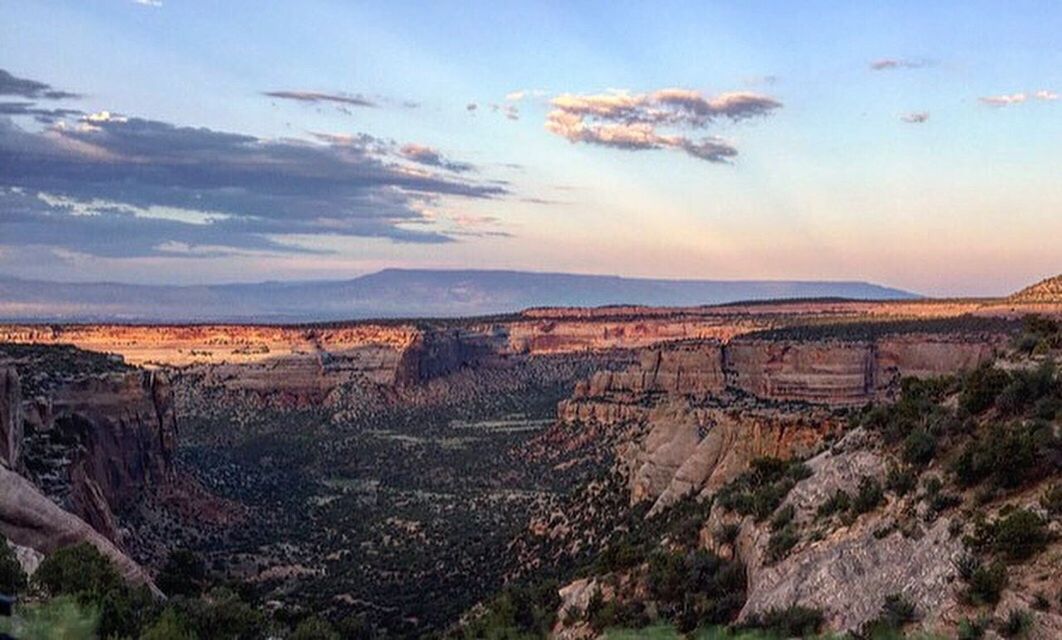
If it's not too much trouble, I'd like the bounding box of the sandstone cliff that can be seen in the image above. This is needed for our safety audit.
[1,367,20,468]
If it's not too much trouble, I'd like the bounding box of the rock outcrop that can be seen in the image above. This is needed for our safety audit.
[0,464,159,594]
[627,403,840,513]
[1,367,20,468]
[22,371,178,539]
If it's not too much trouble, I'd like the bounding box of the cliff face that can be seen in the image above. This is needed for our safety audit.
[0,365,162,592]
[1,367,20,468]
[19,370,178,541]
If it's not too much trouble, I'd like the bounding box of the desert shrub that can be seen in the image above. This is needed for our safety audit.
[157,549,208,598]
[996,362,1057,416]
[999,609,1033,638]
[646,550,746,628]
[852,477,885,515]
[714,523,741,546]
[972,508,1052,562]
[953,420,1056,489]
[716,458,809,522]
[742,605,824,637]
[171,587,270,640]
[765,526,799,563]
[958,615,990,640]
[960,364,1011,415]
[769,505,795,532]
[816,490,851,519]
[595,538,647,574]
[862,593,917,636]
[0,541,27,595]
[885,464,917,497]
[291,615,340,640]
[959,558,1007,605]
[141,607,197,640]
[32,543,123,601]
[466,579,560,638]
[0,596,99,640]
[903,427,937,466]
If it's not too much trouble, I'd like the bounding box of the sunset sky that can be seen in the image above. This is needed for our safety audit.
[1,0,1060,296]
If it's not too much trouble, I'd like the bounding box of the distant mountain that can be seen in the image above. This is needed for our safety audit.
[1009,274,1062,304]
[0,269,918,322]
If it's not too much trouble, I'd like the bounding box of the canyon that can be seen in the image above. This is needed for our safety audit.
[1,288,1060,637]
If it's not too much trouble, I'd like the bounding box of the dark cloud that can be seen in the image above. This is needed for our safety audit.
[399,144,474,173]
[0,102,83,124]
[869,58,932,71]
[0,111,506,257]
[900,111,930,124]
[0,69,82,100]
[264,90,377,108]
[545,89,779,162]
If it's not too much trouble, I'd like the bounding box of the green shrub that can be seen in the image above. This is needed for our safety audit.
[714,523,741,546]
[973,508,1052,562]
[0,540,27,595]
[32,543,122,600]
[862,593,917,636]
[141,607,197,640]
[999,609,1033,638]
[958,615,990,640]
[157,550,207,598]
[646,550,746,628]
[769,505,795,532]
[716,458,809,522]
[903,427,937,466]
[1042,483,1062,516]
[0,595,99,640]
[816,489,850,518]
[742,605,824,637]
[953,421,1056,489]
[852,477,885,515]
[291,615,340,640]
[960,365,1010,414]
[765,526,799,563]
[959,558,1008,605]
[885,464,917,497]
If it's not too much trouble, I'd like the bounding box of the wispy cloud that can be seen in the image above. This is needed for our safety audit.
[900,111,930,124]
[978,90,1058,107]
[263,90,377,108]
[133,0,163,6]
[0,69,81,100]
[544,88,780,163]
[399,143,474,173]
[491,103,520,120]
[869,58,932,71]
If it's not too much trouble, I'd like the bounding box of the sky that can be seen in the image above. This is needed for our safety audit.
[0,0,1060,297]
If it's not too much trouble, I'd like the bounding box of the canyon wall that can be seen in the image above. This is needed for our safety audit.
[561,334,1003,417]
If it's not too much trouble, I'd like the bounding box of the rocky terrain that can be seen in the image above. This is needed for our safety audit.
[1011,275,1062,305]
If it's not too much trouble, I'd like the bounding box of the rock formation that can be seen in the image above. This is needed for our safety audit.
[1,367,20,468]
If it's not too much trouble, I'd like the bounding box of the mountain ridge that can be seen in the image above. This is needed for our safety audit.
[0,268,919,322]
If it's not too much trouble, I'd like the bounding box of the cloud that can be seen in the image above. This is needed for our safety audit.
[399,143,474,173]
[491,103,520,120]
[544,88,780,162]
[0,69,81,100]
[466,103,478,112]
[869,58,931,71]
[0,111,506,257]
[264,90,376,108]
[980,90,1058,107]
[901,111,930,124]
[0,102,83,124]
[133,0,163,6]
[980,92,1027,107]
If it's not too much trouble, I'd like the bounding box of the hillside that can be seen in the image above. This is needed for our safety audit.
[0,269,917,322]
[1011,275,1062,304]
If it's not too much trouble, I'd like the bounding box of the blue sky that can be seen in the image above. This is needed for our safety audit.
[1,0,1059,295]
